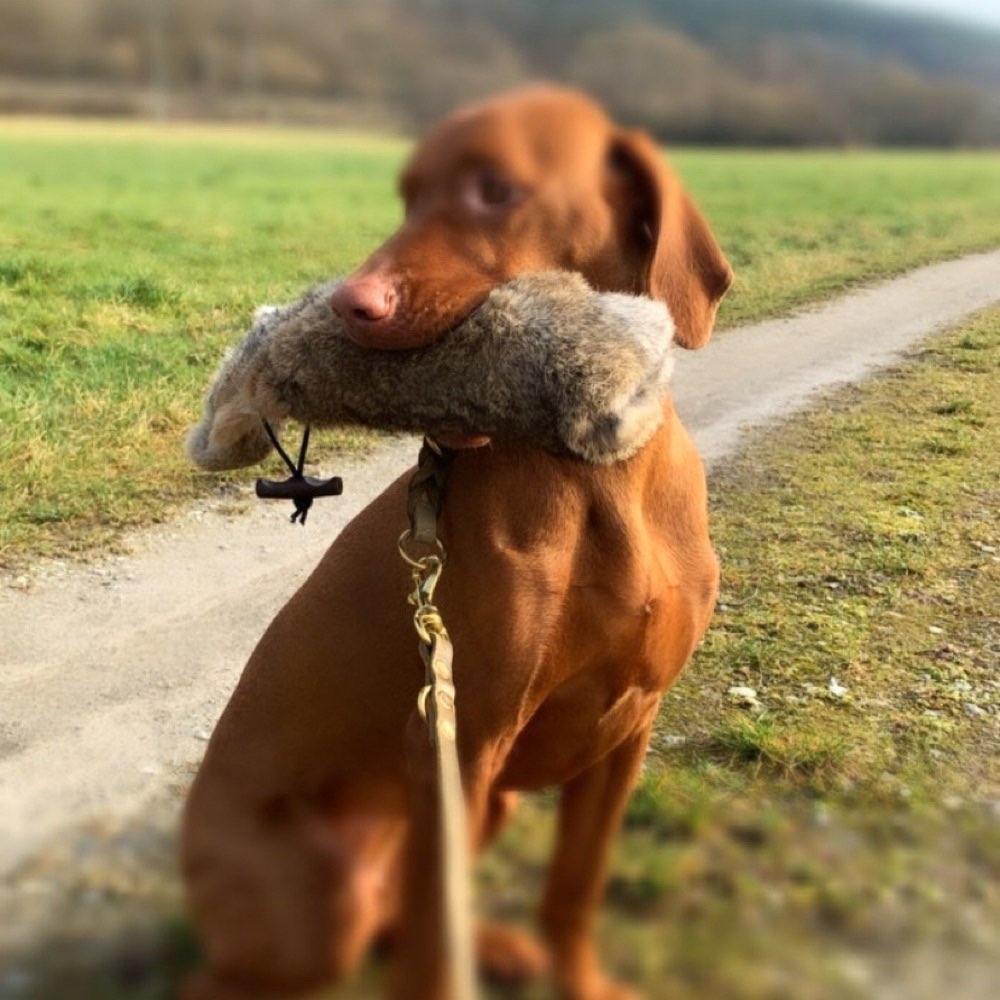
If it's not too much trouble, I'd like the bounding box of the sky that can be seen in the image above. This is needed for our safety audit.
[869,0,1000,28]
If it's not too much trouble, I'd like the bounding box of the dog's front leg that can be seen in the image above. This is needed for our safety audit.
[540,724,653,1000]
[391,710,496,1000]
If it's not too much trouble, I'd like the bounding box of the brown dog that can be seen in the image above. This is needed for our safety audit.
[181,85,732,1000]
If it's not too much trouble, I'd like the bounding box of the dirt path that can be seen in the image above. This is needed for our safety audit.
[2,249,998,878]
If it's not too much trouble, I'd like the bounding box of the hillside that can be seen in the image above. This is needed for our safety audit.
[644,0,1000,85]
[1,0,999,144]
[475,0,1000,86]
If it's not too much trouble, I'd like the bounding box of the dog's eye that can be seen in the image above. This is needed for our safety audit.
[479,171,513,206]
[463,169,522,215]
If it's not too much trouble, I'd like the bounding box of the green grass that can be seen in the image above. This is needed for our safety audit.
[689,148,1000,326]
[2,119,1000,565]
[0,120,404,565]
[667,312,999,789]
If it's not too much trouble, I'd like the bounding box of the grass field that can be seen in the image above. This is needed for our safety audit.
[10,307,998,1000]
[1,119,1000,566]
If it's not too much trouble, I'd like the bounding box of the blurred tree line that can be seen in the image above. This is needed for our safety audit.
[1,0,999,145]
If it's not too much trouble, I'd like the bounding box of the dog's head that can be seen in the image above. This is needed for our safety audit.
[331,85,733,352]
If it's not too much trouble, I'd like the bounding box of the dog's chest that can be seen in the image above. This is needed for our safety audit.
[494,531,706,790]
[499,673,660,790]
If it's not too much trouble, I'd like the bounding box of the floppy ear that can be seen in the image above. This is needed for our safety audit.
[608,129,733,349]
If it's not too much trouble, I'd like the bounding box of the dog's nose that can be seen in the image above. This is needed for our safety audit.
[330,276,397,326]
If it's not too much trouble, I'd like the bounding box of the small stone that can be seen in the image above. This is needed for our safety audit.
[828,677,849,698]
[963,703,986,718]
[728,685,759,706]
[928,625,944,635]
[193,729,212,741]
[659,734,687,748]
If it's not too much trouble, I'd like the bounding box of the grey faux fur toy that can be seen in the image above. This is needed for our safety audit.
[187,271,675,469]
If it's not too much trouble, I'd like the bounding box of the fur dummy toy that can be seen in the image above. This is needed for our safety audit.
[187,271,675,469]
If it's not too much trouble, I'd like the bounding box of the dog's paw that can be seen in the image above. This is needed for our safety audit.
[477,920,551,983]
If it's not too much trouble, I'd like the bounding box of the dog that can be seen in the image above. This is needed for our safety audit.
[181,84,733,1000]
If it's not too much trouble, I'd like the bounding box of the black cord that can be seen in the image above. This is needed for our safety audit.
[295,426,311,477]
[261,420,315,525]
[262,420,300,478]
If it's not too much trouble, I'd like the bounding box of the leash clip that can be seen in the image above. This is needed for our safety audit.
[398,532,446,610]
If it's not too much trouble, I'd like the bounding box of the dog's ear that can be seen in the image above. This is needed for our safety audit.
[607,129,733,349]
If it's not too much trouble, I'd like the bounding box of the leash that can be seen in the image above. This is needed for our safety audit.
[255,425,478,997]
[398,438,479,1000]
